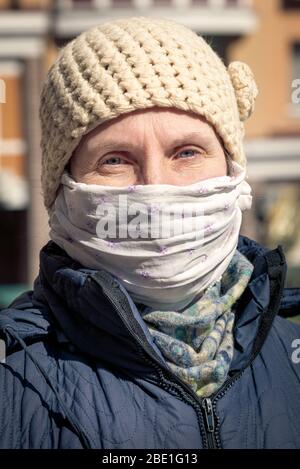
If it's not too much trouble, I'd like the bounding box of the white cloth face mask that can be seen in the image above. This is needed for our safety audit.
[48,160,252,312]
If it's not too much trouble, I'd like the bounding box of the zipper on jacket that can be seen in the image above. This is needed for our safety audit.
[94,274,251,449]
[91,274,214,448]
[92,273,251,448]
[137,345,254,449]
[91,273,261,449]
[136,345,210,449]
[91,251,285,450]
[202,398,217,449]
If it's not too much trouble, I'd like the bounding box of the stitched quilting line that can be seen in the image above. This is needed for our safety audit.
[101,384,139,446]
[263,412,292,447]
[38,363,98,448]
[163,423,200,448]
[47,359,140,444]
[24,404,46,448]
[1,364,46,449]
[4,328,96,449]
[254,351,298,446]
[244,391,249,448]
[0,365,15,447]
[8,338,143,419]
[147,390,159,449]
[19,333,110,391]
[4,355,71,448]
[39,412,54,449]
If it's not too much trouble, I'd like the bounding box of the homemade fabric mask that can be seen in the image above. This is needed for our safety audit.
[48,160,252,312]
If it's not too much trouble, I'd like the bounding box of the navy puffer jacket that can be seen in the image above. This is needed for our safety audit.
[0,235,300,449]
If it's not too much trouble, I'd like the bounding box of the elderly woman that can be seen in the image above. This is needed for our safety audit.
[0,16,300,450]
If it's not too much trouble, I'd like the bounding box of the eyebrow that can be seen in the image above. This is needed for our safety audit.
[93,131,210,153]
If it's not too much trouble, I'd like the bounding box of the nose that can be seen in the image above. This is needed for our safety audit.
[139,153,170,185]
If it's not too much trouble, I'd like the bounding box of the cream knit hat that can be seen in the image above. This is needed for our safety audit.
[39,16,258,212]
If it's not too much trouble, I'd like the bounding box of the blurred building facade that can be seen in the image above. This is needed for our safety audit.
[229,0,300,284]
[0,0,299,305]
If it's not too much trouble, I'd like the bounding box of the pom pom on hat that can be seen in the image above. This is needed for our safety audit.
[228,61,259,122]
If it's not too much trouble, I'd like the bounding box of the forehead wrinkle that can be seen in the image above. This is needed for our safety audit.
[91,131,211,154]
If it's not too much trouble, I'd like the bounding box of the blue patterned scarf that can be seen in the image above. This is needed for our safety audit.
[138,250,254,397]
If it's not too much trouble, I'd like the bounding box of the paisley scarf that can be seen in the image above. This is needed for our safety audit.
[139,249,254,397]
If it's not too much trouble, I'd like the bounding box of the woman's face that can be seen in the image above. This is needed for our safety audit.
[70,107,228,186]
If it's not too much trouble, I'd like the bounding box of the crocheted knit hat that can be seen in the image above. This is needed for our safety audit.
[39,16,258,212]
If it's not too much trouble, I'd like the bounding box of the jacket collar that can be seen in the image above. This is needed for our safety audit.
[1,235,297,376]
[35,239,167,375]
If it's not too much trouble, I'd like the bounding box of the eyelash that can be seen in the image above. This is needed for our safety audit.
[101,148,205,165]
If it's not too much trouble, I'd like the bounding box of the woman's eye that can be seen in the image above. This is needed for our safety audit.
[176,148,204,159]
[102,156,125,165]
